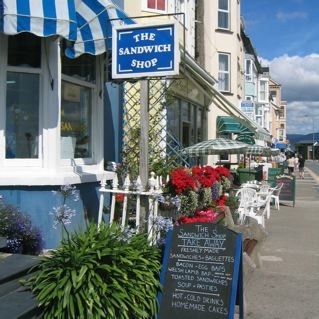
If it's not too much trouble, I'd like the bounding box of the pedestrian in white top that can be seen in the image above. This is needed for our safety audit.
[287,156,295,175]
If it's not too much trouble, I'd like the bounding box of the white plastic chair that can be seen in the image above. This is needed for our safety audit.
[257,184,272,219]
[236,186,271,227]
[270,182,284,210]
[246,198,269,227]
[236,187,258,224]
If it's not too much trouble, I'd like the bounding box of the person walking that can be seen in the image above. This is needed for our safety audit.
[294,154,299,172]
[298,154,306,179]
[287,155,295,175]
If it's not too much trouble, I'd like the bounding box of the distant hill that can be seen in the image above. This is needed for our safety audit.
[287,132,319,146]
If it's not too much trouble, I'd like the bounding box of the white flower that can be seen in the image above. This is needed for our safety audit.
[153,216,173,233]
[50,205,76,229]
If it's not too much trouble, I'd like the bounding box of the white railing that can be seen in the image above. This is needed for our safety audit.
[97,172,163,240]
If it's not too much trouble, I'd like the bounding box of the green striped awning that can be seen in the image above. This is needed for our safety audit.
[181,138,248,157]
[246,145,281,156]
[246,144,265,155]
[217,116,254,135]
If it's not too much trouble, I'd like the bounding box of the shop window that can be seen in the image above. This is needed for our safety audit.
[61,81,92,159]
[61,47,97,160]
[4,34,41,159]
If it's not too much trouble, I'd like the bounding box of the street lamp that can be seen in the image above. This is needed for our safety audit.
[314,141,318,161]
[312,117,315,160]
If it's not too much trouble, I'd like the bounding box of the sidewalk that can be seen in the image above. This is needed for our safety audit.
[245,163,319,319]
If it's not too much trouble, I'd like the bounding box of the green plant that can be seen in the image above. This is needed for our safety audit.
[150,158,176,179]
[180,190,198,215]
[24,223,162,319]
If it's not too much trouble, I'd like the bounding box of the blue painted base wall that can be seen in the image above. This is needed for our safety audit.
[0,182,109,249]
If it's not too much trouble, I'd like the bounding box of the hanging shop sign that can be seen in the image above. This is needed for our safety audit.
[236,135,255,145]
[112,22,180,79]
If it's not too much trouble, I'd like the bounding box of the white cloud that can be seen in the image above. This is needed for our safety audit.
[261,54,319,134]
[276,11,308,22]
[285,101,319,134]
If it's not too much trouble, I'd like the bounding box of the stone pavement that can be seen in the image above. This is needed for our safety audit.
[244,162,319,319]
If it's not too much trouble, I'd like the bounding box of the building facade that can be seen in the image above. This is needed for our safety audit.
[0,0,284,248]
[269,78,287,149]
[0,1,133,248]
[195,0,271,166]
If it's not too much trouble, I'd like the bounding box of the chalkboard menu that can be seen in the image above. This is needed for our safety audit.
[268,167,283,186]
[277,175,295,207]
[158,223,243,319]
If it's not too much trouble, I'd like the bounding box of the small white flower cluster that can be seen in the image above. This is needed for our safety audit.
[151,215,174,247]
[153,215,174,233]
[60,184,80,201]
[50,184,80,229]
[157,194,181,210]
[50,205,77,229]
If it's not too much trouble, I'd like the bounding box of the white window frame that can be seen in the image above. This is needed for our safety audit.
[218,53,230,92]
[218,0,230,30]
[0,35,43,168]
[141,0,168,13]
[0,35,106,186]
[245,59,253,82]
[60,74,96,167]
[259,80,268,102]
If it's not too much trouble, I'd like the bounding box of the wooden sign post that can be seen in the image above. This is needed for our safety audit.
[158,223,243,319]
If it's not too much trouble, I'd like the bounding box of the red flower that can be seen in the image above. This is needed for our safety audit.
[215,194,228,206]
[177,208,219,225]
[169,167,198,194]
[214,166,231,179]
[115,193,125,203]
[192,165,218,188]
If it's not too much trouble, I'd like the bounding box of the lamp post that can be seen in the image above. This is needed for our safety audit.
[312,117,315,160]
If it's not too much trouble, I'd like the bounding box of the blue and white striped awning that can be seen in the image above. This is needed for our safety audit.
[66,0,135,58]
[0,0,134,58]
[0,0,78,40]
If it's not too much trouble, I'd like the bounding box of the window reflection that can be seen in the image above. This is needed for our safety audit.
[61,81,92,159]
[5,72,40,158]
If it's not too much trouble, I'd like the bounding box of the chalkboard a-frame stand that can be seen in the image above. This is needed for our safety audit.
[158,223,244,319]
[276,175,295,207]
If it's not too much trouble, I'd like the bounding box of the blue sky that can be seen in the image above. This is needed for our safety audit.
[241,0,319,135]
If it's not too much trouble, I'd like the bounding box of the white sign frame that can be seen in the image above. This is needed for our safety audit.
[112,21,180,79]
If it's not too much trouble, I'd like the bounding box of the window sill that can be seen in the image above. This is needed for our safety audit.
[221,91,233,96]
[215,28,233,35]
[0,167,115,186]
